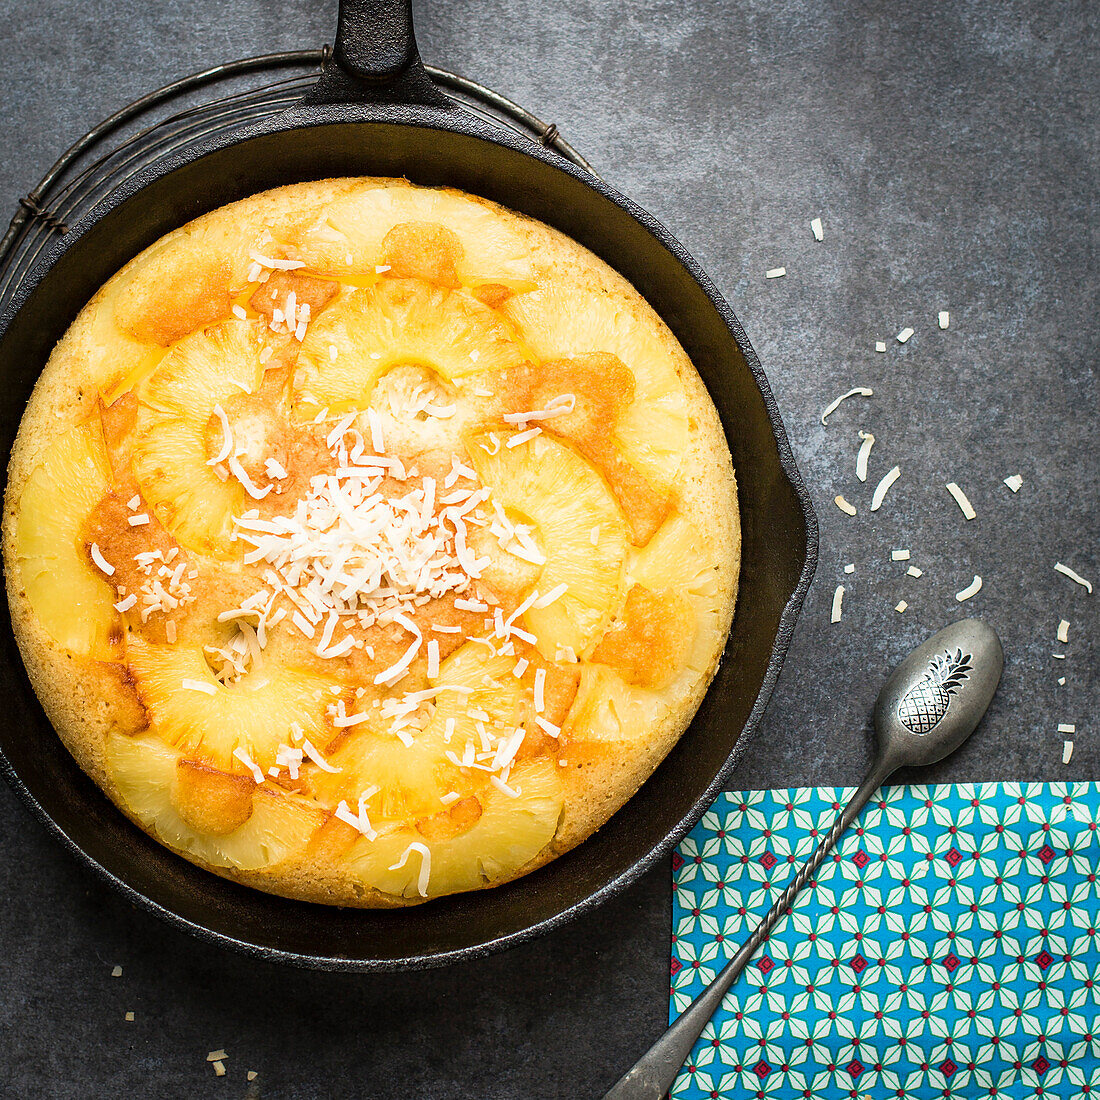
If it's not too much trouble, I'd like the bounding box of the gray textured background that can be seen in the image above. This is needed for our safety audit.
[0,1,1095,1097]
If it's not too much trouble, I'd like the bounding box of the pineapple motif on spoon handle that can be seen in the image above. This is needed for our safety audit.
[602,618,1003,1100]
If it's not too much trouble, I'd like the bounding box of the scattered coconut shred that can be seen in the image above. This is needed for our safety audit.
[870,466,900,512]
[855,430,875,482]
[830,585,845,623]
[945,481,976,520]
[821,387,872,426]
[955,575,983,602]
[834,494,857,516]
[1057,619,1070,644]
[1055,562,1094,594]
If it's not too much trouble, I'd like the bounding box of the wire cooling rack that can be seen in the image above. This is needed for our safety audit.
[0,47,595,313]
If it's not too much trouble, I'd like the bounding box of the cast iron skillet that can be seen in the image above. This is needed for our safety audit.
[0,0,817,970]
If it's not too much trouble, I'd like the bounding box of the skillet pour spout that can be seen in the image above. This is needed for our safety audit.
[0,0,817,970]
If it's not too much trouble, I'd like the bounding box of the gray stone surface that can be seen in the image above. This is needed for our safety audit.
[0,0,1095,1096]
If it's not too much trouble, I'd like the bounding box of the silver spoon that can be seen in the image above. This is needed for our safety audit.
[602,617,1003,1100]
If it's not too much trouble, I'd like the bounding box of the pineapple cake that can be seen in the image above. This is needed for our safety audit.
[2,178,739,906]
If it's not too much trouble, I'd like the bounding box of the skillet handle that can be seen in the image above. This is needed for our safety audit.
[305,0,451,108]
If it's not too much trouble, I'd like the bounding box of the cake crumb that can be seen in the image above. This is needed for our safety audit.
[111,965,123,978]
[124,1011,134,1022]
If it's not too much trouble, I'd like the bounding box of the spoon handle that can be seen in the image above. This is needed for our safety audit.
[601,755,895,1100]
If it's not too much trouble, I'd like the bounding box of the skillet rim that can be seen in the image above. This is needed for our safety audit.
[0,99,819,970]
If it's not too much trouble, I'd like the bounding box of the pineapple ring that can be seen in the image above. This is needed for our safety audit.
[501,267,690,489]
[467,430,629,658]
[125,633,340,773]
[626,511,726,678]
[12,420,120,659]
[294,277,529,414]
[339,758,563,900]
[274,182,536,286]
[130,318,268,555]
[106,731,323,871]
[567,512,726,744]
[308,642,528,823]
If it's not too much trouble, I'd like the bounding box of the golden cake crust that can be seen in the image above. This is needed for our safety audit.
[3,178,739,907]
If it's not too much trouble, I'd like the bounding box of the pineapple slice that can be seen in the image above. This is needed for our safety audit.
[502,269,689,488]
[566,663,668,745]
[130,318,266,554]
[105,731,322,870]
[294,279,528,414]
[13,420,119,658]
[125,634,338,773]
[626,512,725,677]
[278,183,535,285]
[307,642,526,823]
[468,430,628,657]
[569,512,726,745]
[340,758,563,899]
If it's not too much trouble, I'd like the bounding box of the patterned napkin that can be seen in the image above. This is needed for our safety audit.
[670,782,1100,1098]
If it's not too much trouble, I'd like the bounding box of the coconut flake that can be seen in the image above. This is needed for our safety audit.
[1004,474,1023,493]
[907,566,923,578]
[891,549,910,561]
[232,747,264,783]
[1057,619,1070,643]
[870,465,901,511]
[821,387,872,425]
[207,404,234,466]
[844,563,855,574]
[938,311,950,330]
[1055,562,1093,594]
[831,584,845,623]
[897,327,914,343]
[389,841,431,897]
[955,575,983,602]
[90,543,115,576]
[1058,723,1077,734]
[856,430,875,482]
[895,600,908,613]
[114,594,137,613]
[1063,740,1074,764]
[301,739,341,773]
[945,482,976,520]
[182,678,216,696]
[506,426,542,448]
[810,217,824,241]
[765,267,786,278]
[228,455,273,500]
[834,494,857,516]
[875,341,887,353]
[426,639,440,679]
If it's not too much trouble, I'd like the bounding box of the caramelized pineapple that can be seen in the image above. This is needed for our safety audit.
[126,634,339,773]
[468,431,628,657]
[294,278,528,414]
[502,269,689,487]
[130,318,268,554]
[340,758,563,899]
[307,641,525,823]
[565,663,667,745]
[106,732,322,870]
[626,512,725,676]
[12,420,119,658]
[279,183,535,285]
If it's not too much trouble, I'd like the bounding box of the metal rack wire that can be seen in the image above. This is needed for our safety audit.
[0,47,596,313]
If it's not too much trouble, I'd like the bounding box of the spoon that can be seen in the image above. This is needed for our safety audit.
[602,618,1003,1100]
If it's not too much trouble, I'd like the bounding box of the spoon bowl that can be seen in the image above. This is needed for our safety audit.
[874,618,1004,771]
